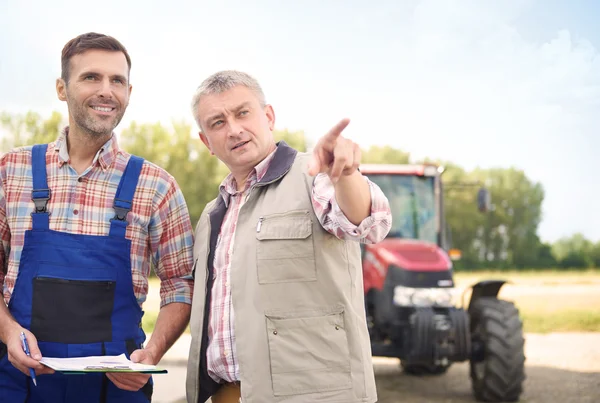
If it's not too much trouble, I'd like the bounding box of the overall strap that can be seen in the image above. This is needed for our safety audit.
[31,144,50,230]
[109,156,144,238]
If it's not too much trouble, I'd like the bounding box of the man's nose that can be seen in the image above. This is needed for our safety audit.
[97,78,113,98]
[227,119,244,137]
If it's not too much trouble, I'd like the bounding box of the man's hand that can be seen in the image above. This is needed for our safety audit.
[6,328,54,377]
[308,118,361,183]
[106,348,158,392]
[308,118,373,225]
[108,301,190,392]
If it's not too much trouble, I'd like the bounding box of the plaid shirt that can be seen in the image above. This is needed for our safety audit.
[0,129,194,308]
[207,149,392,383]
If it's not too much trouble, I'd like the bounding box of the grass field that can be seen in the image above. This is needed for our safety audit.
[454,269,600,333]
[142,269,600,335]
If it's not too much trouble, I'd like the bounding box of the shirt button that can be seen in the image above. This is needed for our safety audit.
[73,209,79,215]
[78,177,83,182]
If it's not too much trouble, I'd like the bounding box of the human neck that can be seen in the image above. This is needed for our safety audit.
[229,144,278,190]
[232,169,253,191]
[67,125,111,175]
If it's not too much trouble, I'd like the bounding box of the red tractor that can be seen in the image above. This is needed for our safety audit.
[359,163,526,402]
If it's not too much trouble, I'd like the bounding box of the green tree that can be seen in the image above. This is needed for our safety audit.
[428,164,545,270]
[4,110,594,271]
[273,129,307,152]
[552,233,594,269]
[477,167,545,268]
[361,145,410,164]
[591,242,600,268]
[536,242,559,268]
[439,163,487,268]
[1,111,63,151]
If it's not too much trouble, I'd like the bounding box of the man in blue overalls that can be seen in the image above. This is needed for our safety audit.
[0,32,195,402]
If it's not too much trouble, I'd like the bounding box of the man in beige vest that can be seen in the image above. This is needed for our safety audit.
[186,70,392,403]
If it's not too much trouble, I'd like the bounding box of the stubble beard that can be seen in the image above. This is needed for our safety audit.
[68,96,127,140]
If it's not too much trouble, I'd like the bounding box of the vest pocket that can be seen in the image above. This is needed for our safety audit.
[31,277,116,344]
[255,210,316,284]
[265,306,352,396]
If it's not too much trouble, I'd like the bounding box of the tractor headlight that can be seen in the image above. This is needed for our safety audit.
[393,286,455,307]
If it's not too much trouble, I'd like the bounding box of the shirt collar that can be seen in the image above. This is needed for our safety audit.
[219,147,278,206]
[54,126,120,171]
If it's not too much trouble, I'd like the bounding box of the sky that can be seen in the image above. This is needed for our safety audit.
[1,0,598,243]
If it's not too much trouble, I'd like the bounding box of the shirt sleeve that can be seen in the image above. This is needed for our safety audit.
[149,176,195,307]
[311,172,392,244]
[0,164,8,299]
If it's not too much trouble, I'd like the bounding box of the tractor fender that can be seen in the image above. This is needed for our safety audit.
[465,280,510,314]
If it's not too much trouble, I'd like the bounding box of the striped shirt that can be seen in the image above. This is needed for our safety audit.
[0,129,195,308]
[207,149,392,383]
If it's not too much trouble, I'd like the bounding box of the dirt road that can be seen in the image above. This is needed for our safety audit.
[148,279,600,402]
[372,333,600,403]
[155,332,600,403]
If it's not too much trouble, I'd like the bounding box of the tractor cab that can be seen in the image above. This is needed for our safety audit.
[359,163,469,302]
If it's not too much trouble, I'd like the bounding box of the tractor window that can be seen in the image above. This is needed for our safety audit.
[367,174,437,244]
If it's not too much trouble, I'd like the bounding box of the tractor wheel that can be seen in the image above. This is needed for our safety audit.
[469,297,525,402]
[401,362,450,376]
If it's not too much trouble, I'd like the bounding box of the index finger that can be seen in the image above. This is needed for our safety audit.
[323,118,350,143]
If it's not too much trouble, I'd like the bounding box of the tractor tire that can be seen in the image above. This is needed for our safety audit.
[469,297,526,402]
[401,362,450,376]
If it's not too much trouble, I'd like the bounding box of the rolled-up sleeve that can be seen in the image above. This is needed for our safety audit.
[311,173,392,244]
[0,172,7,299]
[150,177,195,307]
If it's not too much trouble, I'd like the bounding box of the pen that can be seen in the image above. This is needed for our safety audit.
[20,332,37,386]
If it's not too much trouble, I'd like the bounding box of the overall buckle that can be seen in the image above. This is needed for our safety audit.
[112,206,130,221]
[32,189,51,213]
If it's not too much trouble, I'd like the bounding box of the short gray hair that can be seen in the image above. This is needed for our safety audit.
[190,70,266,130]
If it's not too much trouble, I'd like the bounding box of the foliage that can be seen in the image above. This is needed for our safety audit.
[273,128,307,152]
[362,145,410,164]
[1,110,598,270]
[1,111,63,150]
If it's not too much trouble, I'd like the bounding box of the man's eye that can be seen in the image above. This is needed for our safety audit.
[112,78,124,84]
[212,120,223,128]
[239,110,249,116]
[84,75,95,80]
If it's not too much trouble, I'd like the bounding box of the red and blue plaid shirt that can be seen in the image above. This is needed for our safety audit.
[0,129,195,308]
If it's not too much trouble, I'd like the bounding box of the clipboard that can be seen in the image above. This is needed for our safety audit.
[40,353,168,374]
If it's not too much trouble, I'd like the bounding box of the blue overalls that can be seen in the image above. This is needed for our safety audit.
[0,144,153,402]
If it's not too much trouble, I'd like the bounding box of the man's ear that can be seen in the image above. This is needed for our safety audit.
[56,78,67,101]
[199,132,214,155]
[265,104,275,131]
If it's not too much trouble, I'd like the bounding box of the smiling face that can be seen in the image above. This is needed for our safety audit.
[196,85,277,180]
[56,49,132,139]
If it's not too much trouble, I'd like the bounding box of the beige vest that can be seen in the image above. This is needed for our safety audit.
[186,144,377,403]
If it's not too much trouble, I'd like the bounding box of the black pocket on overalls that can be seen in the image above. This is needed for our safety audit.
[0,342,6,360]
[30,277,116,344]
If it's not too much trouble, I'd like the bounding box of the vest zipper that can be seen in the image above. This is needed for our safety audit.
[256,210,311,233]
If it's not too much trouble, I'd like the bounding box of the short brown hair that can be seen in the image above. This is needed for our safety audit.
[61,32,132,83]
